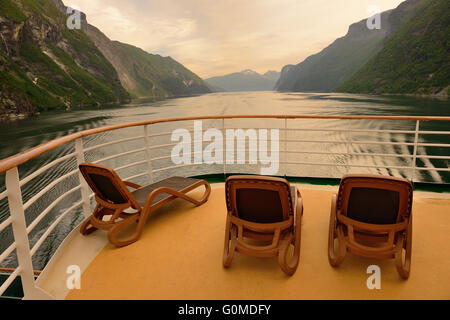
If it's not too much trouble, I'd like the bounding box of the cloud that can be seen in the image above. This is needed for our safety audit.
[65,0,405,78]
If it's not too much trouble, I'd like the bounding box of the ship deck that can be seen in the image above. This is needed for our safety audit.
[35,183,450,300]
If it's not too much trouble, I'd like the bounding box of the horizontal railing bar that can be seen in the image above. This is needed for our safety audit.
[23,170,79,211]
[150,155,173,162]
[123,172,149,182]
[20,152,76,187]
[147,129,195,138]
[0,190,8,202]
[283,128,417,134]
[0,267,41,275]
[149,142,179,150]
[26,185,82,234]
[419,131,450,135]
[285,150,413,158]
[415,167,450,172]
[284,139,415,146]
[30,201,83,256]
[416,143,450,148]
[147,138,417,148]
[0,217,12,233]
[282,161,412,170]
[0,243,16,265]
[2,114,449,174]
[92,148,146,164]
[150,160,448,172]
[84,135,145,152]
[153,149,416,160]
[416,155,450,160]
[150,151,205,162]
[0,266,22,296]
[152,163,201,173]
[224,127,448,136]
[114,160,147,172]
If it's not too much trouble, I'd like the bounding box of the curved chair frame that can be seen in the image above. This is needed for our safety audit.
[328,174,413,279]
[79,163,211,247]
[223,176,303,276]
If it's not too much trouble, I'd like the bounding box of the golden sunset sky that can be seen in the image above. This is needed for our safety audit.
[65,0,405,78]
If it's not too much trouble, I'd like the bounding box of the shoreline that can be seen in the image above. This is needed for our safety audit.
[0,92,215,122]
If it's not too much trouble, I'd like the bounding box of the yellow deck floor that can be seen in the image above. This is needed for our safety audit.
[65,185,450,300]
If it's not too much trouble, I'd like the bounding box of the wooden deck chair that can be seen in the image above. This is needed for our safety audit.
[78,163,211,247]
[223,175,303,276]
[328,174,413,279]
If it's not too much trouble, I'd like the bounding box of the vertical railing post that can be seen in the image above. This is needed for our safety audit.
[144,125,154,183]
[345,120,352,174]
[411,120,420,183]
[5,167,52,299]
[222,118,227,178]
[284,117,288,177]
[75,138,91,218]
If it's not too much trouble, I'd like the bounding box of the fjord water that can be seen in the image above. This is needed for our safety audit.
[0,92,449,271]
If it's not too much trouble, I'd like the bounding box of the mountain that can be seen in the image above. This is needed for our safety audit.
[0,0,211,118]
[275,0,425,93]
[0,0,130,117]
[73,9,211,99]
[338,0,450,97]
[205,69,280,92]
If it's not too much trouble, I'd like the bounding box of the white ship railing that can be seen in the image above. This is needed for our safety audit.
[0,115,449,299]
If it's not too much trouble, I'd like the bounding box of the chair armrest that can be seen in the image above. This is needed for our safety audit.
[337,211,409,252]
[124,181,142,189]
[295,188,303,222]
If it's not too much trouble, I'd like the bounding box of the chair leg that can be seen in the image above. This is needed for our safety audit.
[107,214,141,247]
[223,221,237,268]
[395,216,412,279]
[328,196,346,267]
[80,217,98,235]
[278,233,300,276]
[278,202,302,276]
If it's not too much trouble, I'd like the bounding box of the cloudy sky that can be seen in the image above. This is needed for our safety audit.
[65,0,404,78]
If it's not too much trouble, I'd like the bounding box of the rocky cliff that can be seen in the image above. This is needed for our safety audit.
[52,0,211,99]
[338,0,449,97]
[0,0,212,119]
[0,0,130,118]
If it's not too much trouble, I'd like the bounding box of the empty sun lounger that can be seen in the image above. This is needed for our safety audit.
[328,174,413,279]
[78,163,211,247]
[223,175,303,276]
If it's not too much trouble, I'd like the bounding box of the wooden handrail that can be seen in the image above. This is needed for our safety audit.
[0,267,41,275]
[0,114,449,174]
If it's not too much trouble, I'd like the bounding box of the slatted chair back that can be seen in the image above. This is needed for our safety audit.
[79,163,141,210]
[226,175,294,223]
[336,174,413,224]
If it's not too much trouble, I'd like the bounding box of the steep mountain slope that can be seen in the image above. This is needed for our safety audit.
[0,0,130,117]
[57,1,212,99]
[338,0,450,97]
[0,0,212,118]
[205,69,280,92]
[276,0,425,93]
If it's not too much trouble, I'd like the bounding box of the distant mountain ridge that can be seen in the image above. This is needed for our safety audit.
[276,0,426,93]
[205,69,280,92]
